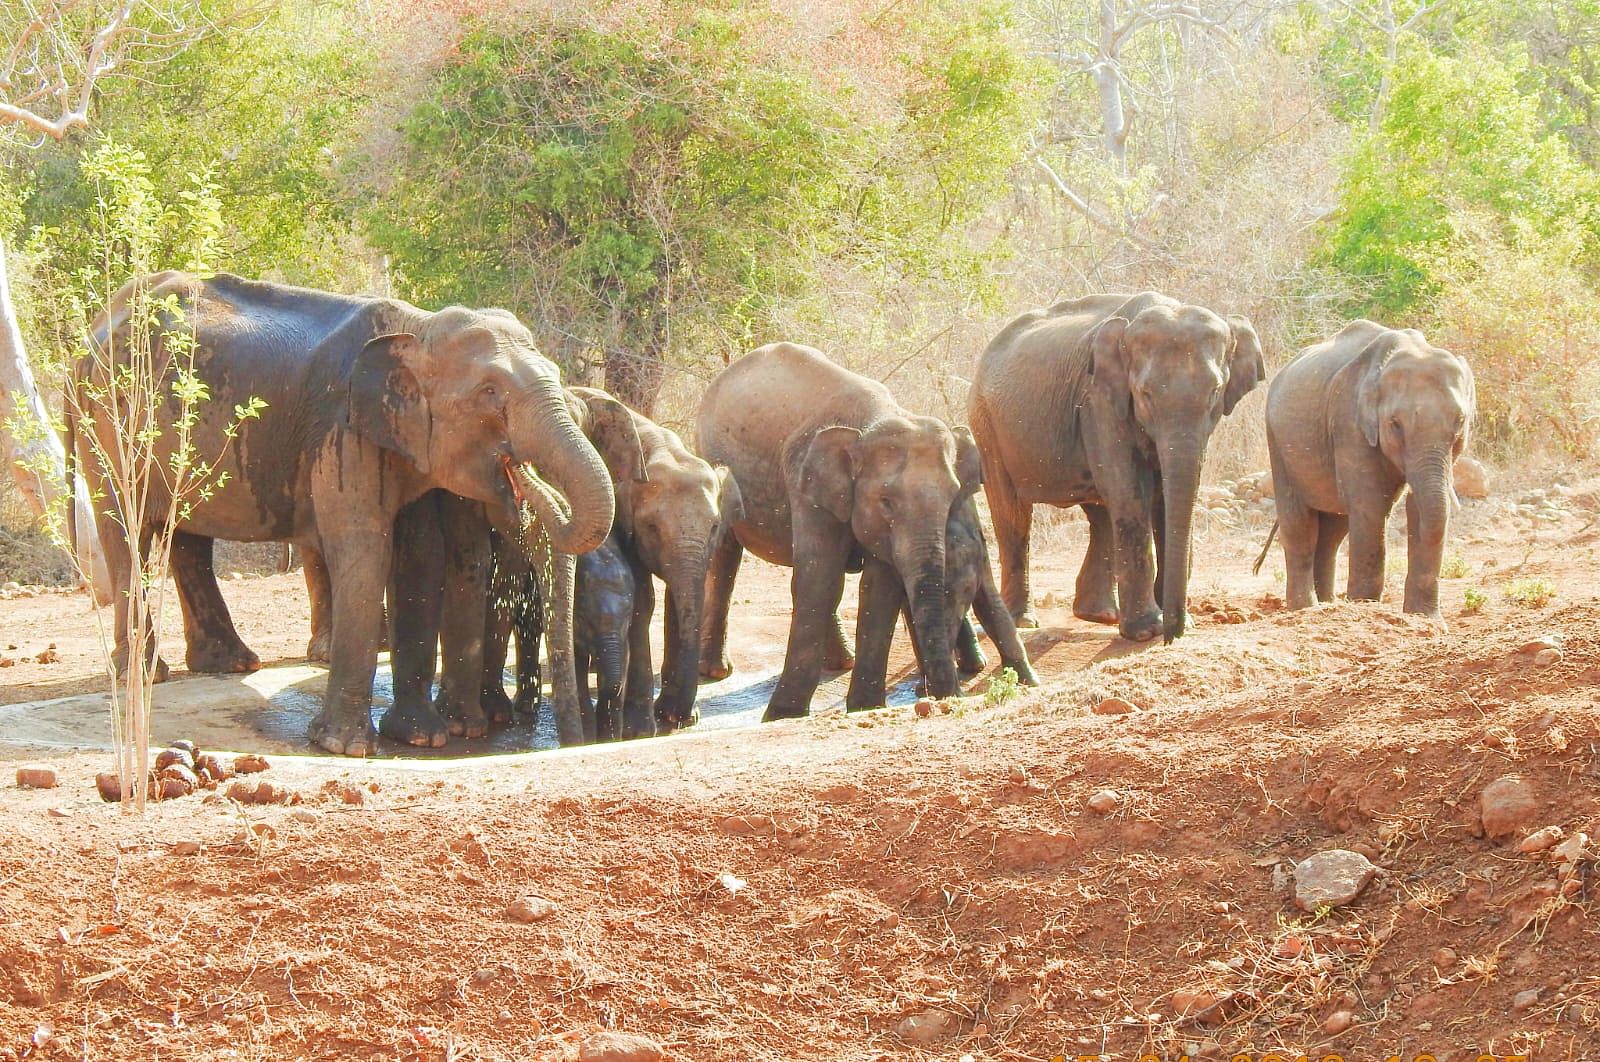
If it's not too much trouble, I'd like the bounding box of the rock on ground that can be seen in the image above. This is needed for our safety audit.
[505,896,558,923]
[577,1030,664,1062]
[1454,455,1490,499]
[1480,775,1538,841]
[1293,849,1378,912]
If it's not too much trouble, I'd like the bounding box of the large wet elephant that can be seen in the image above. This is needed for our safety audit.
[73,272,614,756]
[1262,320,1474,616]
[968,291,1264,643]
[567,388,743,736]
[697,342,981,719]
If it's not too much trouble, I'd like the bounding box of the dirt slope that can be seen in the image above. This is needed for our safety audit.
[2,486,1599,1061]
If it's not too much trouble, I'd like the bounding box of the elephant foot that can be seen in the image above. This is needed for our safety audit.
[305,630,332,665]
[1008,658,1042,686]
[435,691,489,739]
[379,700,450,748]
[699,653,732,681]
[186,640,261,675]
[481,684,516,725]
[1012,610,1040,630]
[1118,608,1163,643]
[513,687,542,717]
[956,646,987,676]
[1073,602,1120,626]
[762,703,809,723]
[1161,609,1195,644]
[115,652,170,684]
[311,707,377,756]
[652,695,701,733]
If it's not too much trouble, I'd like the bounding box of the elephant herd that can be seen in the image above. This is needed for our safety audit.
[73,273,1475,757]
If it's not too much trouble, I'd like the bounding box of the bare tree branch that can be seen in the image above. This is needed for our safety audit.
[1032,155,1179,264]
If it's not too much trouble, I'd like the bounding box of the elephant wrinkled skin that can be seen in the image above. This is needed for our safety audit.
[697,342,982,719]
[73,272,614,756]
[969,291,1264,643]
[1263,320,1475,617]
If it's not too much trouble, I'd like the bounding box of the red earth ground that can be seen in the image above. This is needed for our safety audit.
[2,481,1598,1061]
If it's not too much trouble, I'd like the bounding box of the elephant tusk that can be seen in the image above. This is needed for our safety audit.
[501,453,528,507]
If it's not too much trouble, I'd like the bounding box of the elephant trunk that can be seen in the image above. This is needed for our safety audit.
[596,630,627,702]
[904,530,958,699]
[509,386,615,556]
[656,549,710,727]
[1159,437,1203,643]
[1403,445,1454,615]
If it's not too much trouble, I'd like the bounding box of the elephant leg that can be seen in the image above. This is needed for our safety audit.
[302,544,333,663]
[972,556,1039,686]
[985,464,1036,627]
[824,611,855,671]
[699,531,743,680]
[622,561,657,739]
[954,615,986,675]
[574,643,595,738]
[1073,503,1119,625]
[847,556,906,711]
[311,522,398,757]
[1102,473,1161,642]
[426,495,493,739]
[1345,498,1390,602]
[768,519,853,720]
[378,494,450,749]
[172,531,261,674]
[899,607,930,696]
[1275,495,1320,610]
[1313,512,1348,604]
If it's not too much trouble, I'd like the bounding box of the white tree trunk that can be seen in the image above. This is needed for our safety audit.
[0,240,112,601]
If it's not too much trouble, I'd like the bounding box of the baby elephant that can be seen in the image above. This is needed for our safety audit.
[1262,320,1475,616]
[505,531,636,741]
[904,498,1040,693]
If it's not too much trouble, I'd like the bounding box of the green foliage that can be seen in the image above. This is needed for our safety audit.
[1504,578,1556,609]
[983,666,1022,708]
[1439,554,1471,580]
[368,0,1043,400]
[1462,586,1488,613]
[1320,41,1600,315]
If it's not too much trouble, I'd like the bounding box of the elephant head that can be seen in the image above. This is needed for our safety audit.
[788,415,982,699]
[569,386,744,730]
[347,307,614,555]
[1089,303,1265,641]
[1356,328,1475,615]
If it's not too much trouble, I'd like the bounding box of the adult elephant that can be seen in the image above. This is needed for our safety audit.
[969,292,1264,643]
[73,272,615,756]
[565,388,743,736]
[1262,320,1474,616]
[697,342,981,719]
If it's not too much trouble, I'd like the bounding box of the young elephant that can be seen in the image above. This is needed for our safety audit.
[901,498,1039,691]
[1262,320,1475,616]
[572,531,637,742]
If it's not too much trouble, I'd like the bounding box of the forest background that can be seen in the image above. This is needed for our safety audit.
[3,0,1598,579]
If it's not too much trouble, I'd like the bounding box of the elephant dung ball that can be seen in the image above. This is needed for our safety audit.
[157,775,193,801]
[914,698,935,718]
[194,754,232,785]
[233,754,270,774]
[1093,697,1136,716]
[95,772,122,803]
[15,764,59,790]
[155,747,196,772]
[158,763,200,793]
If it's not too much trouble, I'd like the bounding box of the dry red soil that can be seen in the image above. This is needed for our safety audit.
[2,483,1599,1061]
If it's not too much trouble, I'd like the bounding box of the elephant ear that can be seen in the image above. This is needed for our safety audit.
[577,388,648,485]
[348,333,432,473]
[1087,316,1131,393]
[1355,330,1402,449]
[714,465,745,542]
[786,425,860,525]
[952,424,983,499]
[1223,314,1267,416]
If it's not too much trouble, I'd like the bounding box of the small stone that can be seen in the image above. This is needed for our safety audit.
[1093,697,1135,716]
[1480,775,1538,841]
[1293,849,1378,912]
[1007,765,1028,785]
[1086,788,1120,814]
[894,1008,958,1044]
[577,1030,664,1062]
[471,967,499,984]
[233,754,270,774]
[505,896,557,923]
[15,765,59,790]
[1453,455,1490,499]
[914,698,934,718]
[1321,1010,1355,1034]
[1512,988,1540,1013]
[1516,636,1561,655]
[171,841,201,857]
[1551,831,1590,864]
[1520,825,1565,853]
[1534,647,1563,666]
[1433,947,1456,968]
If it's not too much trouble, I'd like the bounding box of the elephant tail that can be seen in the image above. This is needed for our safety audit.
[1251,520,1278,576]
